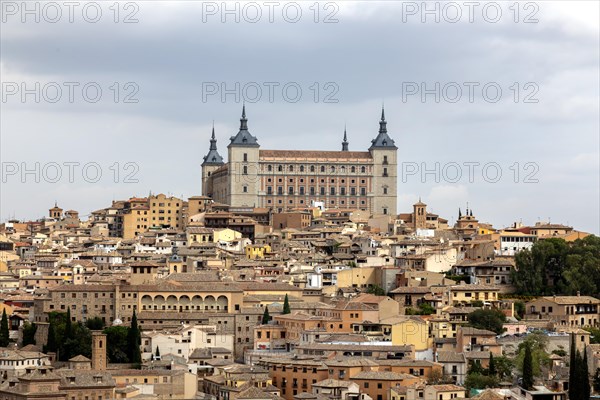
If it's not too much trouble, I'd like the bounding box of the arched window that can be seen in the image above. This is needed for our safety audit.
[330,166,335,173]
[320,166,325,173]
[361,166,366,173]
[278,165,283,172]
[289,165,294,172]
[267,165,272,172]
[300,166,304,172]
[351,166,356,173]
[310,165,315,172]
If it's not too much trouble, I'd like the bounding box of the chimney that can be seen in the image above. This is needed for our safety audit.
[577,291,581,297]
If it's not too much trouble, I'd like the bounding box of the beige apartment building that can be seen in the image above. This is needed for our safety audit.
[119,194,185,239]
[202,106,398,215]
[525,295,600,327]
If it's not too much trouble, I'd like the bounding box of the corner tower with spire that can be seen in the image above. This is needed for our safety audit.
[370,106,398,216]
[201,124,225,197]
[227,105,261,207]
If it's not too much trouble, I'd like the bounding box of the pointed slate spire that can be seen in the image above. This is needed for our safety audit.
[240,104,248,131]
[229,104,259,147]
[342,125,349,151]
[379,105,387,134]
[202,123,224,166]
[209,122,217,151]
[370,106,397,150]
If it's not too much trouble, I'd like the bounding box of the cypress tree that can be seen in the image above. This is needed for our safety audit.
[46,321,57,353]
[22,322,37,346]
[155,346,160,359]
[283,294,291,314]
[569,334,579,400]
[488,353,496,376]
[522,343,534,390]
[65,308,72,339]
[128,310,141,363]
[0,309,9,347]
[63,308,73,360]
[262,306,270,324]
[582,350,591,399]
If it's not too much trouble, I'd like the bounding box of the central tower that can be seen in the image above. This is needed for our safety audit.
[227,106,260,207]
[369,107,398,216]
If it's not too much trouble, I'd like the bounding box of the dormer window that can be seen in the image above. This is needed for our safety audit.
[382,139,387,146]
[242,137,247,143]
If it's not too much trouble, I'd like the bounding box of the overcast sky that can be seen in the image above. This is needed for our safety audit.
[1,1,599,233]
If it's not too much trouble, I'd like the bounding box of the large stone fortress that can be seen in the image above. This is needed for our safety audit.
[201,106,398,215]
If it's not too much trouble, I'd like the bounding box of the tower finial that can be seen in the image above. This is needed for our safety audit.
[240,104,248,131]
[342,124,349,151]
[379,106,387,134]
[209,123,218,151]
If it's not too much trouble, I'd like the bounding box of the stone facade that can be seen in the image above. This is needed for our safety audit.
[202,107,398,216]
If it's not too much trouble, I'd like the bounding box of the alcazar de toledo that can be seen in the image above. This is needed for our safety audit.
[201,106,398,216]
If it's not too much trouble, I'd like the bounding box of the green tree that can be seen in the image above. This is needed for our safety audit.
[62,322,91,360]
[85,317,105,330]
[488,353,496,376]
[366,285,385,296]
[0,309,9,347]
[471,300,484,307]
[63,308,73,360]
[582,349,591,399]
[22,322,37,346]
[464,373,499,392]
[45,321,57,353]
[516,332,550,377]
[493,356,514,381]
[283,294,291,314]
[405,303,436,316]
[467,308,506,334]
[511,236,600,296]
[593,368,600,393]
[127,310,141,363]
[155,346,160,359]
[103,326,129,363]
[468,361,484,375]
[585,327,600,344]
[262,306,271,324]
[522,343,534,390]
[514,301,525,320]
[569,334,580,400]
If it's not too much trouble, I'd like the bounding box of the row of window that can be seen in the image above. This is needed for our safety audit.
[268,177,368,184]
[265,164,370,173]
[265,187,370,195]
[151,202,180,207]
[266,198,368,207]
[241,165,389,177]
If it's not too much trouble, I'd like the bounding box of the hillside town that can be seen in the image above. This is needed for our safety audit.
[0,190,597,400]
[0,109,598,400]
